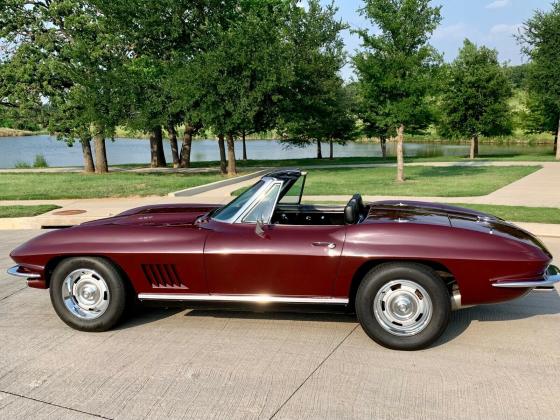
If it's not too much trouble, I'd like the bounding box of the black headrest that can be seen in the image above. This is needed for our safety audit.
[352,193,364,213]
[344,198,359,224]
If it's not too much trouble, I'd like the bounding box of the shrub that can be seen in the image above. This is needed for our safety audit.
[33,154,49,168]
[14,161,31,169]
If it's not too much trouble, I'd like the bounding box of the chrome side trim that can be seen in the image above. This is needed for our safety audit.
[138,293,349,305]
[492,266,560,289]
[7,265,41,279]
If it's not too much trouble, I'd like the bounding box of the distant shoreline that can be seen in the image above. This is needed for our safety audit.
[0,128,40,137]
[0,127,554,145]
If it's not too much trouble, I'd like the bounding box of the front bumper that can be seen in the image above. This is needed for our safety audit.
[7,264,47,289]
[7,265,41,279]
[492,265,560,289]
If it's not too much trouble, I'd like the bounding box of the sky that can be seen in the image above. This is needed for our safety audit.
[329,0,555,80]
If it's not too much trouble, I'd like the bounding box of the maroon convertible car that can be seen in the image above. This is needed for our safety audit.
[8,169,560,350]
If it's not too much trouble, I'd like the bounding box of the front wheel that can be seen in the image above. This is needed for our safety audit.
[355,263,451,350]
[49,257,127,331]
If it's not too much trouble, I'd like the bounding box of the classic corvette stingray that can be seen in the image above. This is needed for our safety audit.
[8,169,560,350]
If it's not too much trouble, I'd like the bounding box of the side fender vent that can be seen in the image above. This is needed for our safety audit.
[141,264,187,288]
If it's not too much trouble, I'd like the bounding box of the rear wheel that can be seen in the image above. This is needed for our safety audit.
[355,263,450,350]
[49,257,127,331]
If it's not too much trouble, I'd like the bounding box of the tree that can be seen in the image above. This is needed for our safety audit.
[187,0,294,175]
[519,1,560,159]
[504,63,530,89]
[354,0,442,181]
[0,0,130,173]
[438,40,512,159]
[277,0,348,159]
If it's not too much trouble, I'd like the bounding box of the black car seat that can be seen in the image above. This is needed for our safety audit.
[344,193,366,224]
[352,193,365,218]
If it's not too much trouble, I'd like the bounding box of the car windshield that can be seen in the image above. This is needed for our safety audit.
[212,181,265,221]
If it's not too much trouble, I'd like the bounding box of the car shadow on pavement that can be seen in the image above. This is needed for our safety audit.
[112,305,185,330]
[184,306,358,324]
[436,289,560,346]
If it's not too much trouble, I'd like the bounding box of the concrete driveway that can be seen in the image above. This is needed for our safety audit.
[1,230,559,419]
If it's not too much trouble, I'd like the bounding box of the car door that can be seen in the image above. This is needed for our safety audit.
[204,179,346,298]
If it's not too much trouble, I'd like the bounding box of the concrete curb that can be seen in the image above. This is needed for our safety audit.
[169,169,270,197]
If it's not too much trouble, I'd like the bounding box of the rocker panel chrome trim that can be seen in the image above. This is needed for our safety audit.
[138,293,349,304]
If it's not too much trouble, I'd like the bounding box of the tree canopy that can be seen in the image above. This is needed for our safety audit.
[353,0,442,181]
[519,0,560,158]
[438,40,512,158]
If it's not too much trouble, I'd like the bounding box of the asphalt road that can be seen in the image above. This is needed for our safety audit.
[1,230,559,420]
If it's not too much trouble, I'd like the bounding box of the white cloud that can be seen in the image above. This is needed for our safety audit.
[432,23,469,41]
[486,0,510,9]
[489,23,522,35]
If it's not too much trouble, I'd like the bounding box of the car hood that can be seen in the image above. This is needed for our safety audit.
[81,203,220,227]
[367,200,551,258]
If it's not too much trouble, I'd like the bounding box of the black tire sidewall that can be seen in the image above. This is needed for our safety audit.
[49,257,127,332]
[356,263,450,350]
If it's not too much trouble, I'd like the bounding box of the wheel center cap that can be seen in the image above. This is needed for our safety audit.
[81,285,97,301]
[394,296,412,316]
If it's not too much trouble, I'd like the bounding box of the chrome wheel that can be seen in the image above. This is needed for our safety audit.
[61,269,110,320]
[373,279,432,336]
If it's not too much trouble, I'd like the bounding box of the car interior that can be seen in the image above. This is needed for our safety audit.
[272,193,368,226]
[266,169,368,226]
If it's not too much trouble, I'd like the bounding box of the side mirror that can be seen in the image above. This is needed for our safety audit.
[255,217,266,237]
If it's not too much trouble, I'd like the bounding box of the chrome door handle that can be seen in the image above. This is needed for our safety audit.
[312,242,336,249]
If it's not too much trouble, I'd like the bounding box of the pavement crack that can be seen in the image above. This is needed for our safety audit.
[0,286,27,303]
[269,324,359,419]
[0,390,112,419]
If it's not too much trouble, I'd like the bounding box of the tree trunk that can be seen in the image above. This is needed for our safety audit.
[80,136,95,173]
[93,125,108,173]
[316,139,322,159]
[242,130,247,160]
[149,125,166,168]
[469,134,479,159]
[180,124,194,168]
[218,133,227,174]
[380,136,387,158]
[556,114,560,160]
[396,124,404,182]
[329,138,334,159]
[167,122,179,168]
[226,133,237,176]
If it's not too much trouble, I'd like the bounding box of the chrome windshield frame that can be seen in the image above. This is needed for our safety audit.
[211,176,284,224]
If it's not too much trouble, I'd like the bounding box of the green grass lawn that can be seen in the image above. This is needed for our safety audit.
[114,151,557,171]
[0,205,61,217]
[0,172,231,200]
[451,203,560,224]
[233,166,540,197]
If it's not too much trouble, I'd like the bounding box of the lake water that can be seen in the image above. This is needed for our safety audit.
[0,135,551,169]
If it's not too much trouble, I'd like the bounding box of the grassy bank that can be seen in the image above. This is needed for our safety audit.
[233,166,540,197]
[0,172,232,200]
[111,150,557,171]
[0,127,38,137]
[0,205,61,217]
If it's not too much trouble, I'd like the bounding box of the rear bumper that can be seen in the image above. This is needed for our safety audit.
[492,265,560,289]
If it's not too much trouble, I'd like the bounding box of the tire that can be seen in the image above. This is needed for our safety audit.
[355,263,450,350]
[49,257,127,332]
